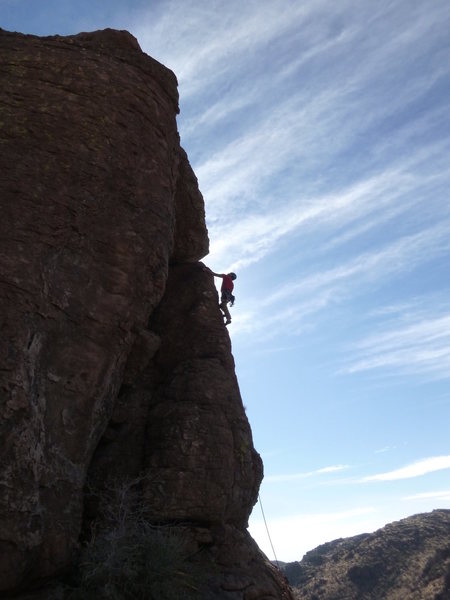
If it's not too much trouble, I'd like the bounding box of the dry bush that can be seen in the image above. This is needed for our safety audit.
[53,477,203,599]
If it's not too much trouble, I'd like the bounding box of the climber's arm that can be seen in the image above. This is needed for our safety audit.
[203,266,225,278]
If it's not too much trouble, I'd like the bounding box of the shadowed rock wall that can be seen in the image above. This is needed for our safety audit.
[0,28,293,599]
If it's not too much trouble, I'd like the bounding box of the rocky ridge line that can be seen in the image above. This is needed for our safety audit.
[287,509,450,600]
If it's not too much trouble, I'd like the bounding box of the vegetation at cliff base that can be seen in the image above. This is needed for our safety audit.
[54,478,203,600]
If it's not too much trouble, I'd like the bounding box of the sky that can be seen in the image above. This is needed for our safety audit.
[2,0,450,562]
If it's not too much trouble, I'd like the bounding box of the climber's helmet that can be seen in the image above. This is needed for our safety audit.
[229,272,237,280]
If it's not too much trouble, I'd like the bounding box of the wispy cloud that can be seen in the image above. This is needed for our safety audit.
[317,465,349,474]
[362,456,450,482]
[134,0,450,292]
[403,490,450,501]
[262,224,450,307]
[375,446,397,455]
[265,464,349,483]
[340,308,450,380]
[249,506,378,561]
[205,144,450,273]
[232,223,450,342]
[136,0,328,99]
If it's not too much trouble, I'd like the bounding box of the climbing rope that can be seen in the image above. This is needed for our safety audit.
[258,493,280,569]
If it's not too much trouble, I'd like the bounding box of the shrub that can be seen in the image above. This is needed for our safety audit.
[57,477,203,599]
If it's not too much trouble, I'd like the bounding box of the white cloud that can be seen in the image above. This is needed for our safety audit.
[262,223,450,307]
[249,488,450,561]
[132,0,450,215]
[231,223,450,343]
[205,147,450,272]
[403,490,450,501]
[132,0,450,293]
[265,465,349,483]
[250,489,450,561]
[249,506,377,561]
[135,0,329,98]
[231,288,336,340]
[186,9,450,220]
[317,465,349,474]
[362,456,450,482]
[341,311,450,379]
[375,446,397,454]
[180,92,256,138]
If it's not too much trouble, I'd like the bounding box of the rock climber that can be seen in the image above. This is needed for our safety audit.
[204,267,237,325]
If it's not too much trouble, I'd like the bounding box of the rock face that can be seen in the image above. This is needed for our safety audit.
[287,510,450,600]
[0,28,293,599]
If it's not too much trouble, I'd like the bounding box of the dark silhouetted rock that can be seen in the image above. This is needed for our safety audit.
[0,27,293,599]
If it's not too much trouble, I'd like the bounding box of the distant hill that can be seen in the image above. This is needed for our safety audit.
[283,509,450,599]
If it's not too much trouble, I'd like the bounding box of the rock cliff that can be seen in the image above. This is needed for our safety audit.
[0,28,293,599]
[287,509,450,600]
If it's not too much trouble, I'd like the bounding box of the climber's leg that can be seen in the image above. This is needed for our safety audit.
[220,301,232,324]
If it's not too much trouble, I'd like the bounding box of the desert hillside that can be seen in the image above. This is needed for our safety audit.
[284,509,450,600]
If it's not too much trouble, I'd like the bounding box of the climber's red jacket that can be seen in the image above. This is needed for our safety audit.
[221,275,234,292]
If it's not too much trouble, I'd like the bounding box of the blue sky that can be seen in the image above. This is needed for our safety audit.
[2,0,450,561]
